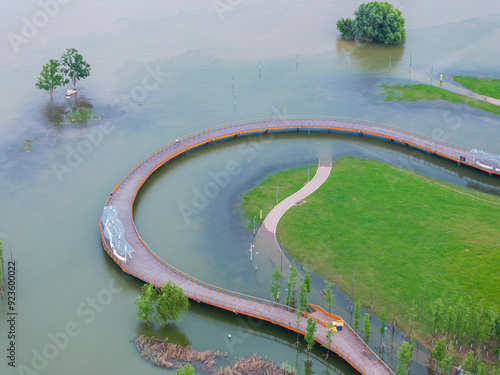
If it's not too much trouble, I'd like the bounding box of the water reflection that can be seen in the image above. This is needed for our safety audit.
[42,95,94,126]
[336,39,405,72]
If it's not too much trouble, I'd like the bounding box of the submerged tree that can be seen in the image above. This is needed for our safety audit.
[396,341,415,375]
[155,281,190,326]
[323,321,336,360]
[363,313,372,342]
[135,283,157,325]
[270,268,283,302]
[135,281,189,327]
[305,317,318,363]
[35,59,65,100]
[378,308,387,347]
[298,278,309,312]
[322,280,336,314]
[286,261,298,307]
[60,48,91,90]
[353,299,362,331]
[337,2,406,44]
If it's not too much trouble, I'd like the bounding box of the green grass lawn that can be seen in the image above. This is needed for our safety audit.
[453,76,500,100]
[380,83,500,116]
[241,157,500,345]
[241,164,317,229]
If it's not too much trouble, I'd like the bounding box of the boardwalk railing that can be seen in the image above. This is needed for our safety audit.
[100,116,499,375]
[106,116,499,209]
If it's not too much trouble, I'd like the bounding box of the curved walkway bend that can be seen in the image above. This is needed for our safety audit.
[99,116,499,375]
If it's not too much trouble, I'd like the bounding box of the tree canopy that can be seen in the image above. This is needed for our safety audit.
[135,281,190,326]
[35,59,66,100]
[60,48,91,90]
[337,2,406,44]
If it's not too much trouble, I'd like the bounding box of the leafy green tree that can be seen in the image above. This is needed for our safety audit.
[176,364,195,375]
[60,48,91,90]
[155,281,190,326]
[299,279,309,312]
[35,59,66,100]
[270,268,283,302]
[363,313,372,342]
[379,307,388,347]
[368,268,374,310]
[353,2,406,44]
[462,350,475,374]
[303,271,311,294]
[295,309,302,346]
[432,337,447,374]
[323,321,336,360]
[305,317,317,363]
[444,305,457,339]
[336,18,354,39]
[286,261,298,307]
[443,343,454,375]
[430,298,444,336]
[322,281,336,314]
[406,300,417,341]
[396,341,414,375]
[135,283,157,325]
[353,299,362,331]
[135,281,189,326]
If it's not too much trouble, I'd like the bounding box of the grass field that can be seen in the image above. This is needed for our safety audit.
[380,83,500,116]
[453,76,500,100]
[241,157,500,344]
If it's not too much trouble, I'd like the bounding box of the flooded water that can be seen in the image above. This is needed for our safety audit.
[1,1,499,374]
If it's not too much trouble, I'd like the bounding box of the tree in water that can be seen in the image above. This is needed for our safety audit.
[323,321,336,360]
[379,308,387,347]
[353,299,362,331]
[396,341,415,375]
[305,317,317,363]
[322,281,336,314]
[135,283,157,325]
[155,281,190,325]
[337,2,406,44]
[176,364,195,375]
[363,313,372,342]
[135,281,190,326]
[270,268,283,302]
[285,261,298,307]
[298,278,309,312]
[35,59,66,100]
[294,310,302,347]
[60,48,91,91]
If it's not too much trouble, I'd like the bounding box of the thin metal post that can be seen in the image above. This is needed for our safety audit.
[253,216,256,235]
[255,252,258,271]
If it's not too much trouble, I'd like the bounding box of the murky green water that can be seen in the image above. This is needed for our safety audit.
[1,1,499,374]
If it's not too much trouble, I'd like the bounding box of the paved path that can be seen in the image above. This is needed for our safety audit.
[262,162,332,235]
[99,116,499,375]
[255,162,332,271]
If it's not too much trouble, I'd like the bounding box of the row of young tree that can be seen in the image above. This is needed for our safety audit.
[35,48,91,100]
[394,293,500,375]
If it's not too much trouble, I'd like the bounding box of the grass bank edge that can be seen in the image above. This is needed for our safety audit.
[240,157,500,353]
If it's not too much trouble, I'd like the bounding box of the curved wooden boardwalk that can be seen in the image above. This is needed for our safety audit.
[99,116,499,375]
